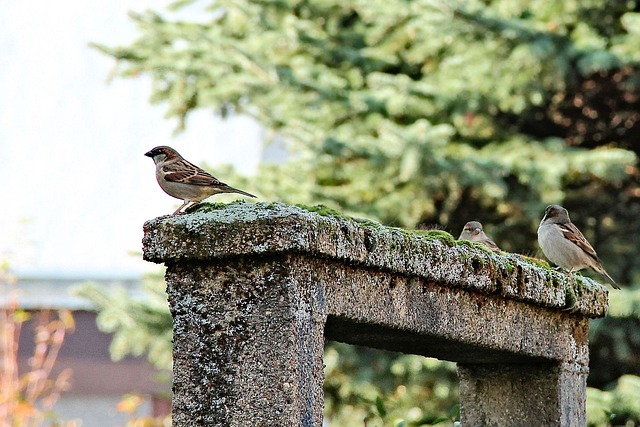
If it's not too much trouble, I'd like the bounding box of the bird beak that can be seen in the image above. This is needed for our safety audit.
[144,150,154,157]
[474,227,481,234]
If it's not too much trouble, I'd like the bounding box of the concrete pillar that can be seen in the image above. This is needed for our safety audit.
[166,258,325,427]
[458,362,588,426]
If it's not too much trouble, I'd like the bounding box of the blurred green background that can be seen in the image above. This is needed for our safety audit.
[83,0,640,425]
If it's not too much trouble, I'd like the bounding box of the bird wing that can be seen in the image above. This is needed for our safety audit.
[482,238,500,251]
[558,222,601,263]
[162,160,224,186]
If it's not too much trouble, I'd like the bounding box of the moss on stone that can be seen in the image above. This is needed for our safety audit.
[186,200,247,214]
[521,255,551,270]
[573,275,586,296]
[565,284,577,309]
[296,204,460,249]
[295,203,345,218]
[454,238,496,253]
[265,202,283,210]
[477,256,488,269]
[144,200,609,318]
[503,261,515,274]
[353,218,386,230]
[413,229,456,247]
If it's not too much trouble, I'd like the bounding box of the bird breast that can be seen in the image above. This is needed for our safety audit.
[537,223,589,271]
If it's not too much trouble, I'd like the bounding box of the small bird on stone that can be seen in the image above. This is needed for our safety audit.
[458,221,499,251]
[537,204,619,289]
[145,146,256,215]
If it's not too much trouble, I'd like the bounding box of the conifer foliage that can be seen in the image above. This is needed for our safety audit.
[94,1,640,424]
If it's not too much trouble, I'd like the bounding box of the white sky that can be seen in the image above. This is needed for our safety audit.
[0,1,262,279]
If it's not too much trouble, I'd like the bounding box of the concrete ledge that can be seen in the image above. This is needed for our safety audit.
[143,201,608,317]
[143,201,608,427]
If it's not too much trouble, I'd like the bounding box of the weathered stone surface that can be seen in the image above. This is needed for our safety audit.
[143,201,609,427]
[458,362,588,426]
[144,201,608,317]
[166,258,325,427]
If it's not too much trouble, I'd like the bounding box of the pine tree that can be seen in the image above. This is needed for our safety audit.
[93,1,640,424]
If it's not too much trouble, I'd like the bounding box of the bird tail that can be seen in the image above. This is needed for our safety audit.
[228,186,257,198]
[597,267,620,290]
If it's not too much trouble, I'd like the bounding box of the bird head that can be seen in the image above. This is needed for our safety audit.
[463,221,483,237]
[542,205,570,223]
[144,146,180,164]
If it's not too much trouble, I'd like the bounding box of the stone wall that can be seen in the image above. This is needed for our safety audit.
[143,202,608,427]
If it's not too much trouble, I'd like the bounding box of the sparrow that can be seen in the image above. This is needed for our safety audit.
[537,204,619,289]
[145,146,256,215]
[458,221,499,251]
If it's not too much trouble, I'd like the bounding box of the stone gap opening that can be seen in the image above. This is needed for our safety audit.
[323,340,459,426]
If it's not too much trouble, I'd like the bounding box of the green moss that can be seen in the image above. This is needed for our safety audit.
[573,275,586,296]
[295,205,458,246]
[352,217,386,229]
[514,255,568,289]
[191,201,458,250]
[186,201,237,213]
[503,261,515,274]
[565,284,578,310]
[454,238,495,253]
[413,229,456,247]
[478,256,488,268]
[265,202,283,210]
[456,250,471,263]
[296,204,391,235]
[521,255,551,270]
[295,203,345,218]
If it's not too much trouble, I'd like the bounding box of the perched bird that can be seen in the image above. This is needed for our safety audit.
[145,146,256,215]
[458,221,499,251]
[537,204,619,289]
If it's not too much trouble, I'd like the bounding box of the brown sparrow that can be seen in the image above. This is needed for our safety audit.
[537,205,619,289]
[145,146,256,215]
[458,221,499,251]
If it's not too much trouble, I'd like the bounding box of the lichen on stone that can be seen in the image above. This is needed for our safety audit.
[412,229,457,247]
[294,203,345,218]
[142,201,609,318]
[521,255,551,270]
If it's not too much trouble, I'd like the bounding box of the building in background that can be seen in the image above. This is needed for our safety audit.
[4,276,169,427]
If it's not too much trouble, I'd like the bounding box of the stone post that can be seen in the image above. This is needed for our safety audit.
[143,202,608,427]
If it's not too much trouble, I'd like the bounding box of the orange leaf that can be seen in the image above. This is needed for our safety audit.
[116,394,144,413]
